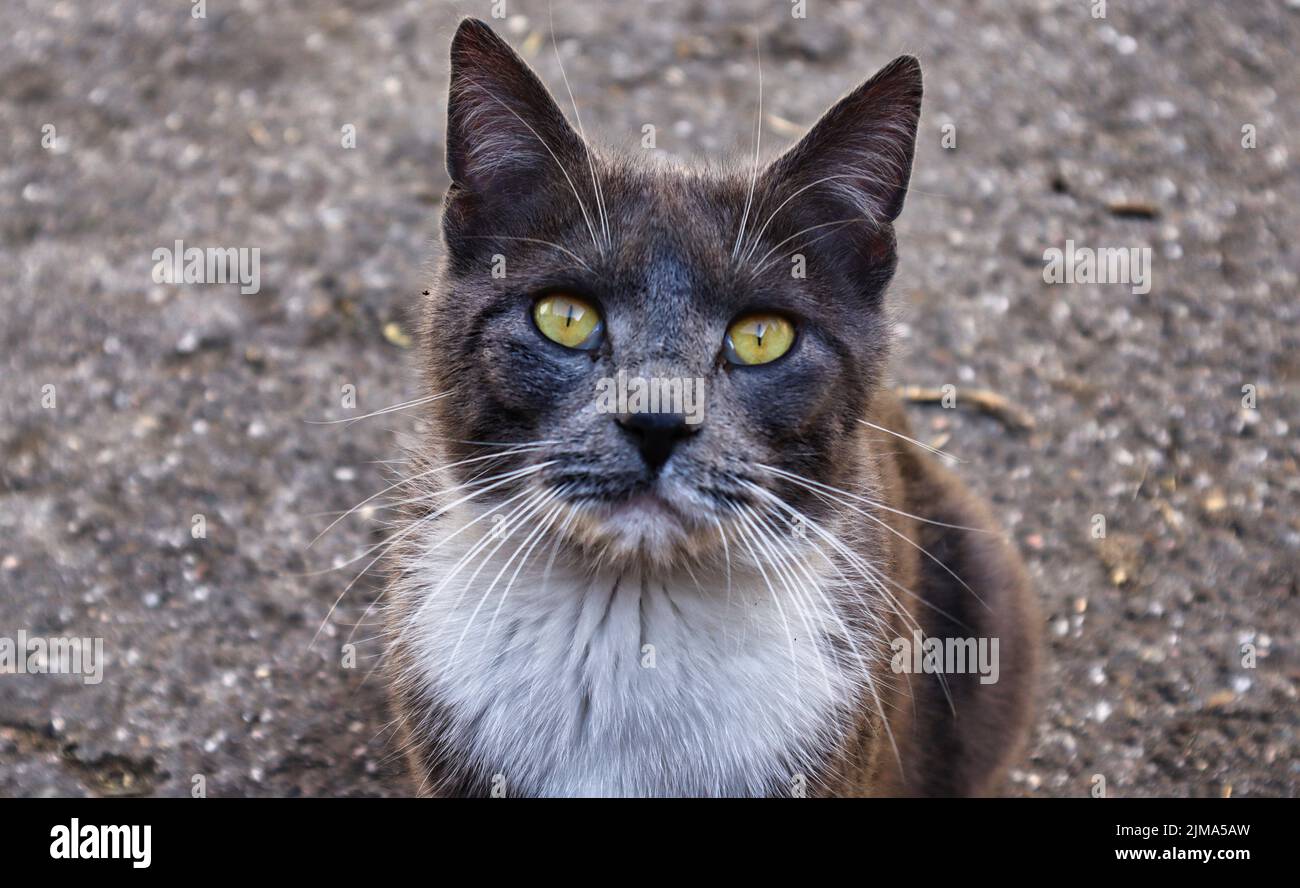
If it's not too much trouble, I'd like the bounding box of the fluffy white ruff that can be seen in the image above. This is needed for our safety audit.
[393,501,877,797]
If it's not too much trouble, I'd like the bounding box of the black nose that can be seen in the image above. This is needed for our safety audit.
[616,412,698,473]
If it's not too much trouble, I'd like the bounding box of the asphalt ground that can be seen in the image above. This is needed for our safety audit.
[0,0,1295,796]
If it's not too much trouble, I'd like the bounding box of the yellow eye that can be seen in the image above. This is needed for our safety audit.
[724,313,795,365]
[533,293,603,350]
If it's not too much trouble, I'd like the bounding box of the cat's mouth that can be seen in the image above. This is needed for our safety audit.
[567,483,700,560]
[601,488,685,535]
[612,490,682,520]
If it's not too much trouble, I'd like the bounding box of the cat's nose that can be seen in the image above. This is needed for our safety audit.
[615,412,698,473]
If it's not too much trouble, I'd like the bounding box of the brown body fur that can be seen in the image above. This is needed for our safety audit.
[815,392,1040,796]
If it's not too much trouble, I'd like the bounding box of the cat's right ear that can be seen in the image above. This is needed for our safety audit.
[445,18,583,197]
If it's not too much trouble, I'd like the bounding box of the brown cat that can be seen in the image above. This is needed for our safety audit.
[383,18,1039,797]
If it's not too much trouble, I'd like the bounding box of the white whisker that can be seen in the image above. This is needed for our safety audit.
[458,234,592,269]
[729,505,801,686]
[310,463,553,647]
[760,465,992,612]
[731,31,763,261]
[460,74,604,256]
[740,172,876,266]
[485,489,570,637]
[550,3,610,250]
[310,444,547,548]
[749,217,863,275]
[443,488,562,663]
[737,506,835,697]
[858,418,963,463]
[761,464,992,535]
[304,391,452,426]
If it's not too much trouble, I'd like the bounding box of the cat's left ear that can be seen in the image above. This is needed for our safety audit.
[761,55,922,228]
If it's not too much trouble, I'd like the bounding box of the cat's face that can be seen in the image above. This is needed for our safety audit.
[424,19,920,565]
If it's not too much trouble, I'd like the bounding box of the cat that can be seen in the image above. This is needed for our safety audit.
[382,17,1039,797]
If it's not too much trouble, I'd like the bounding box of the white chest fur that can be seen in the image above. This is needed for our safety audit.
[392,505,870,797]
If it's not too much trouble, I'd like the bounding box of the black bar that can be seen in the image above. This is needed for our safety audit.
[4,800,1280,873]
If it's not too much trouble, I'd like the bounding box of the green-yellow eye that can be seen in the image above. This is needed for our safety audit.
[724,313,795,365]
[533,293,603,350]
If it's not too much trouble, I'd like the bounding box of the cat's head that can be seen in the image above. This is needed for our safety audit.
[423,18,921,565]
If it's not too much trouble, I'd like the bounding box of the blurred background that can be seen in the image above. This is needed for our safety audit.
[0,0,1295,796]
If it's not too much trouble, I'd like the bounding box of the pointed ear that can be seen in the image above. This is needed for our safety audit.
[762,55,922,227]
[445,18,583,196]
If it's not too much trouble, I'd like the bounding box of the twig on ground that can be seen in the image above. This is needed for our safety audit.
[897,385,1036,433]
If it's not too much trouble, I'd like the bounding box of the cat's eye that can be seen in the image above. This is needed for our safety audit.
[724,313,795,366]
[533,293,603,350]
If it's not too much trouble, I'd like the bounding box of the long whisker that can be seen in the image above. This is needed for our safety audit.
[731,30,763,261]
[729,505,801,686]
[740,479,966,630]
[423,486,556,618]
[740,172,880,266]
[415,435,562,452]
[458,497,564,659]
[485,489,570,637]
[736,505,833,697]
[760,466,992,613]
[750,505,913,771]
[761,464,992,535]
[310,463,553,647]
[746,491,899,653]
[750,218,864,275]
[741,501,904,774]
[540,508,579,596]
[461,74,603,255]
[343,480,550,649]
[309,444,547,548]
[458,234,591,269]
[310,461,555,572]
[711,515,733,609]
[550,2,609,250]
[743,481,955,716]
[358,449,547,516]
[440,489,562,662]
[756,510,882,701]
[858,419,963,463]
[304,392,452,426]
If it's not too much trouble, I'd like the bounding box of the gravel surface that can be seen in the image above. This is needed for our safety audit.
[1,0,1295,797]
